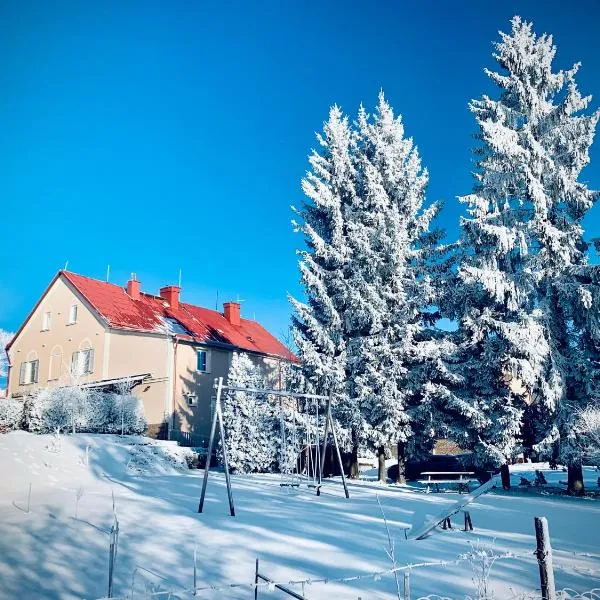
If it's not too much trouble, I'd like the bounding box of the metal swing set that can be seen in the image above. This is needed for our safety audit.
[198,377,350,517]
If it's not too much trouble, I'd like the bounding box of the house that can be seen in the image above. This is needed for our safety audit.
[4,271,296,439]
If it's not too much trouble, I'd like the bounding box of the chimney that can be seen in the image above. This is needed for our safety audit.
[126,274,141,300]
[223,301,241,326]
[160,285,180,310]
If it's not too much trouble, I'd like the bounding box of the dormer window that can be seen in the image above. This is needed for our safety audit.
[42,311,52,331]
[68,304,78,324]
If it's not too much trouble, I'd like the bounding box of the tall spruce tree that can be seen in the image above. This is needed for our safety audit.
[347,93,448,481]
[453,17,599,484]
[290,106,359,472]
[293,95,450,481]
[290,105,353,398]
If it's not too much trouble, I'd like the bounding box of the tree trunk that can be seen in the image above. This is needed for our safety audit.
[500,463,511,490]
[567,463,585,496]
[350,444,360,479]
[378,446,386,483]
[349,428,360,479]
[396,441,407,484]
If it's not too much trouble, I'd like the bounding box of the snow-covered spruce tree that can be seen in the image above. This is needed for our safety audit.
[452,17,599,484]
[290,106,358,472]
[0,329,13,380]
[346,93,452,482]
[292,96,453,482]
[219,352,276,473]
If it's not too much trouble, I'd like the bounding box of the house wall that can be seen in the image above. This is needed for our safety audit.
[5,273,294,441]
[172,344,292,439]
[173,342,232,437]
[6,277,107,397]
[106,329,172,433]
[6,275,173,435]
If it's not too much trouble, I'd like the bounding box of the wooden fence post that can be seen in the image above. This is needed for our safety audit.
[193,543,197,596]
[403,571,410,600]
[255,558,259,600]
[107,518,119,598]
[534,517,556,600]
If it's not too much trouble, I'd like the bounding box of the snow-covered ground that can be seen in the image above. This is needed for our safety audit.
[0,432,599,599]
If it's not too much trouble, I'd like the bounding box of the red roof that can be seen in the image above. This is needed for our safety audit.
[60,271,296,362]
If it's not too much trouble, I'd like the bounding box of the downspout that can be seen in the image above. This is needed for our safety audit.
[171,336,179,437]
[5,359,11,397]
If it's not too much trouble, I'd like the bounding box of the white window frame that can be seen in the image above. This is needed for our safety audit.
[48,349,63,381]
[19,360,39,385]
[71,348,94,376]
[186,394,198,407]
[68,304,78,325]
[42,311,52,331]
[196,349,211,373]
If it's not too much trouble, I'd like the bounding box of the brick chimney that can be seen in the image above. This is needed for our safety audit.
[223,301,241,326]
[126,274,141,300]
[160,285,180,310]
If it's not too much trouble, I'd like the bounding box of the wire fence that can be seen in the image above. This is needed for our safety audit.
[95,547,600,600]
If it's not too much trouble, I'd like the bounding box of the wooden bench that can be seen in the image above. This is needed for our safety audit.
[418,471,478,494]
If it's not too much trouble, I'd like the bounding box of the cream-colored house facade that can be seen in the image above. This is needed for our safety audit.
[5,271,296,440]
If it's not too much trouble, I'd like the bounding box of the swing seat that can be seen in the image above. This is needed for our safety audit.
[280,483,301,488]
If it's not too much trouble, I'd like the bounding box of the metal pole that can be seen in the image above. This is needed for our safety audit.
[198,377,222,513]
[319,393,332,486]
[328,402,350,499]
[217,390,236,516]
[403,571,410,600]
[535,517,556,600]
[215,383,328,401]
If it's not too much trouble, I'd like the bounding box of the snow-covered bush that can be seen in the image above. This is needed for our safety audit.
[22,392,49,432]
[577,405,600,465]
[20,387,146,435]
[42,386,90,432]
[108,392,146,434]
[0,397,23,431]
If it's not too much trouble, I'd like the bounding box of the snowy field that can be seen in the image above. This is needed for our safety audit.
[0,432,599,599]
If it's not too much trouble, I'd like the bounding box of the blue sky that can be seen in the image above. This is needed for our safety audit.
[1,0,600,342]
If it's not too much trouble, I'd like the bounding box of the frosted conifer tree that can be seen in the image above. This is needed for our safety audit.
[290,106,353,397]
[347,93,451,481]
[452,17,599,481]
[290,106,358,469]
[293,96,453,481]
[220,352,276,473]
[0,329,13,380]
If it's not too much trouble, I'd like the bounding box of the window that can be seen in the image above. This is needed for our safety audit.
[187,395,198,407]
[71,349,94,376]
[68,304,78,324]
[210,395,216,420]
[19,360,39,385]
[49,348,63,380]
[42,311,52,331]
[197,350,210,373]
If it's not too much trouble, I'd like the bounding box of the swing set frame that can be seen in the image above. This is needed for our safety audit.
[198,377,350,516]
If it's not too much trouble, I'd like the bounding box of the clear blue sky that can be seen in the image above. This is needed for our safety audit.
[1,0,600,342]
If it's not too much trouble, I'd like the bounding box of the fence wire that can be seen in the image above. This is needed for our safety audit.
[96,546,600,599]
[100,550,539,599]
